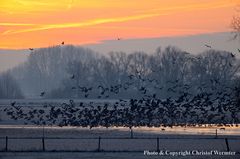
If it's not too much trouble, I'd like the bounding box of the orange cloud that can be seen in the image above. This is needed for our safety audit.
[1,13,162,35]
[0,0,238,49]
[1,0,234,35]
[0,23,35,26]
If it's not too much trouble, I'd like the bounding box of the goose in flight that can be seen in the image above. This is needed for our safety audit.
[204,44,212,48]
[40,92,45,97]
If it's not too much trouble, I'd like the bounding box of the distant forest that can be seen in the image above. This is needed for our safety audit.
[1,45,240,102]
[0,72,23,99]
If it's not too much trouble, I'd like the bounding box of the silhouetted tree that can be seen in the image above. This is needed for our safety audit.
[231,7,240,40]
[0,72,23,99]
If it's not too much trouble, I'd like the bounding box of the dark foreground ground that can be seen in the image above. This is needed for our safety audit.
[0,126,239,159]
[1,152,240,159]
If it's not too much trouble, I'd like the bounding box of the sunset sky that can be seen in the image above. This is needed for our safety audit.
[0,0,239,49]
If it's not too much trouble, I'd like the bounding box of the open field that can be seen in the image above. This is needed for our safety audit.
[0,126,239,159]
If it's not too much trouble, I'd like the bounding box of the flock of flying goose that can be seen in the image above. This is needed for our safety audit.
[4,77,239,128]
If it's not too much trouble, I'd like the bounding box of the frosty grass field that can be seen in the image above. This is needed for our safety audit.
[0,99,240,158]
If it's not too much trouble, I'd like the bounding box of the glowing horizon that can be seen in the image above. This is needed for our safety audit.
[0,0,239,49]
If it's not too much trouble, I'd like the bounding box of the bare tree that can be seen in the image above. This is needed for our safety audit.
[231,6,240,40]
[190,50,240,95]
[0,72,24,99]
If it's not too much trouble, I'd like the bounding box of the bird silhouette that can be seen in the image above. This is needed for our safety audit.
[40,92,45,97]
[70,74,75,79]
[29,48,34,51]
[230,53,235,58]
[204,44,212,48]
[238,49,240,53]
[11,101,16,107]
[117,37,121,40]
[128,75,134,79]
[61,41,64,45]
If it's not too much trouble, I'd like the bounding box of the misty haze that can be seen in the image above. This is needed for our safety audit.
[1,0,240,159]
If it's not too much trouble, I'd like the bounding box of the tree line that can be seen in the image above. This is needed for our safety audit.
[3,45,240,103]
